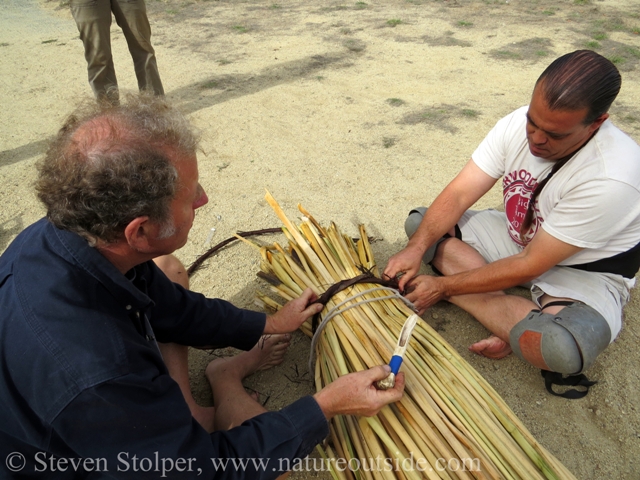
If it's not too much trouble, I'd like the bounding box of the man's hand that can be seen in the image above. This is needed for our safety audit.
[264,288,323,334]
[383,244,425,292]
[313,366,405,420]
[404,275,445,315]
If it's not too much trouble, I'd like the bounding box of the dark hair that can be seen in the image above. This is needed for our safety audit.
[536,49,621,125]
[36,94,199,243]
[519,51,622,240]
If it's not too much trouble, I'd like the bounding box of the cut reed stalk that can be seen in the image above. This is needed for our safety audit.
[252,193,577,480]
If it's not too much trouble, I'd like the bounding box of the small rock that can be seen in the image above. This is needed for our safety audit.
[595,409,602,416]
[432,313,438,319]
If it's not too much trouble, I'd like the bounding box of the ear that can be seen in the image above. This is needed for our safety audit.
[123,216,154,253]
[589,113,609,132]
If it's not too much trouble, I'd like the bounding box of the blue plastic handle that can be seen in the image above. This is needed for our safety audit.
[388,355,403,375]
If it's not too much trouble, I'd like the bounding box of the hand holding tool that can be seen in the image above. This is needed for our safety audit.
[375,314,419,390]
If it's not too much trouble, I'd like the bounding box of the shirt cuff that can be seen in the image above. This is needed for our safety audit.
[279,395,329,457]
[233,310,267,351]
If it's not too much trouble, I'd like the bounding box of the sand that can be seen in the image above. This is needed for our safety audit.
[1,0,639,478]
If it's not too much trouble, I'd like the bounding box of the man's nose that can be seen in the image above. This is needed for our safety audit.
[531,129,548,145]
[195,187,209,209]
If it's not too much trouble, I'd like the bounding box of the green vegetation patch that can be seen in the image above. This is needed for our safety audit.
[608,55,626,65]
[490,37,553,62]
[399,104,481,133]
[343,39,366,52]
[461,109,480,118]
[387,19,403,27]
[386,98,406,107]
[201,80,223,89]
[200,76,234,90]
[383,137,397,148]
[610,104,640,131]
[577,38,640,71]
[321,5,348,12]
[423,34,472,48]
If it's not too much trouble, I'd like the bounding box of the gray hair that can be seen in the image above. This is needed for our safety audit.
[36,93,199,243]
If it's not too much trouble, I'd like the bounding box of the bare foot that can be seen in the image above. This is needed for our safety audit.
[205,334,292,383]
[469,335,512,359]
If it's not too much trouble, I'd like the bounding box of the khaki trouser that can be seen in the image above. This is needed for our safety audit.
[70,0,164,102]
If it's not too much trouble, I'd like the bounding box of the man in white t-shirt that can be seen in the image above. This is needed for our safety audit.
[384,50,640,385]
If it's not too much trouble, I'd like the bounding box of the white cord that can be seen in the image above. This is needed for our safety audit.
[308,286,416,375]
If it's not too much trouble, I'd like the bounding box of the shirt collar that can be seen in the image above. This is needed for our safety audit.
[46,220,154,311]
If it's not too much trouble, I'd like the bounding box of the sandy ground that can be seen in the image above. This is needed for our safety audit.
[1,0,640,478]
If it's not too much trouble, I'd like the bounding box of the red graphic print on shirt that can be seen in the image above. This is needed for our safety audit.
[502,169,542,246]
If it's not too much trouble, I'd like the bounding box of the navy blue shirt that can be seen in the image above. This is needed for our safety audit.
[0,219,328,478]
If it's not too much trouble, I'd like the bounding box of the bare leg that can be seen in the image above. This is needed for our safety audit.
[432,238,538,358]
[430,237,580,367]
[206,334,292,431]
[153,254,189,289]
[157,342,217,432]
[153,254,216,432]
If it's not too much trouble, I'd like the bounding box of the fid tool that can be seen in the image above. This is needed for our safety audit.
[375,314,419,390]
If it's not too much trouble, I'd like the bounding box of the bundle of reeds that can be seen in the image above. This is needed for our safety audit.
[250,192,576,480]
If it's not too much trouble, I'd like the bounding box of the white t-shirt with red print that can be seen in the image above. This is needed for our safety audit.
[472,106,640,273]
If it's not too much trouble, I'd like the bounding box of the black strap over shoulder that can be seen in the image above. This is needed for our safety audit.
[541,370,597,399]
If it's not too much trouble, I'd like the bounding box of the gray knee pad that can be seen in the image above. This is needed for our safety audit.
[405,207,427,238]
[404,207,445,265]
[510,303,611,374]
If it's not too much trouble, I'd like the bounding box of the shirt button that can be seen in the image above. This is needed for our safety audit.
[125,305,132,310]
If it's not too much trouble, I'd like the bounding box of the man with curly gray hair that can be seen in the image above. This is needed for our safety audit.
[0,95,404,478]
[37,94,193,245]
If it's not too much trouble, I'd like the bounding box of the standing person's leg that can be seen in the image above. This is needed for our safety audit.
[112,0,164,95]
[70,0,119,103]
